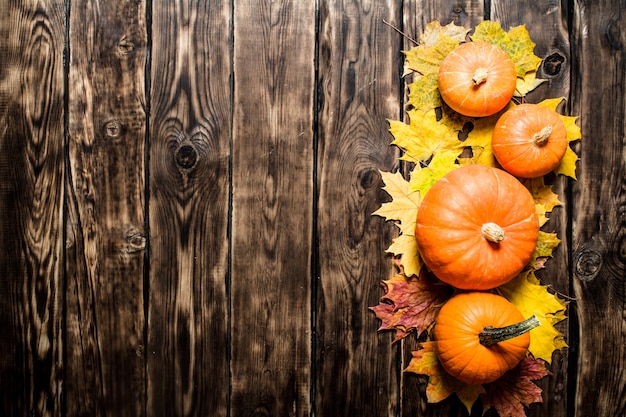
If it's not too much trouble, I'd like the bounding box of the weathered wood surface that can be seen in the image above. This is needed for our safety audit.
[0,1,624,417]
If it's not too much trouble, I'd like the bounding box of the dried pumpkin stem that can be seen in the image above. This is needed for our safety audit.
[472,67,489,85]
[533,125,553,146]
[479,315,541,347]
[481,222,505,243]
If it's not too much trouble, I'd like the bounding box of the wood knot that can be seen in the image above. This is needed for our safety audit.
[606,18,622,50]
[117,36,135,55]
[574,248,603,281]
[104,119,124,139]
[175,144,198,169]
[542,53,565,76]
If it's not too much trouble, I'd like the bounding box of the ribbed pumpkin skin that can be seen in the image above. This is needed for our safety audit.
[434,292,530,385]
[492,104,568,178]
[415,165,538,290]
[438,41,517,117]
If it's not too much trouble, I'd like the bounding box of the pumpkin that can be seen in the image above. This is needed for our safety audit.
[434,292,540,385]
[492,103,568,178]
[415,165,538,290]
[438,41,517,117]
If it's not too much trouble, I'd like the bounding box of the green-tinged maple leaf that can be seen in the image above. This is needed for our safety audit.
[373,171,420,234]
[406,342,484,412]
[515,70,546,97]
[403,21,469,77]
[407,73,441,112]
[497,271,567,363]
[370,273,452,341]
[481,357,551,417]
[531,231,561,269]
[472,21,542,77]
[409,152,459,196]
[404,35,459,76]
[389,109,463,164]
[386,234,421,277]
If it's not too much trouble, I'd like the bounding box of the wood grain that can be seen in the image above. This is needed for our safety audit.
[0,1,65,415]
[229,1,315,416]
[491,3,572,416]
[570,1,626,416]
[66,1,147,416]
[147,2,231,416]
[316,2,402,416]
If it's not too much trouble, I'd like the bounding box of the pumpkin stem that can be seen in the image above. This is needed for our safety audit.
[481,222,505,243]
[479,315,541,347]
[472,68,489,85]
[533,125,553,146]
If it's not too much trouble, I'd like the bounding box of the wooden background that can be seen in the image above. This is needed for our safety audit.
[0,0,624,416]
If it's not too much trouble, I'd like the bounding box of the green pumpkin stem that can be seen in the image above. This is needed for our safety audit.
[479,315,540,347]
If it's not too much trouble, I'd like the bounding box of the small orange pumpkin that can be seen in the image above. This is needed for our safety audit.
[438,41,517,117]
[415,165,538,290]
[434,292,539,385]
[492,103,568,178]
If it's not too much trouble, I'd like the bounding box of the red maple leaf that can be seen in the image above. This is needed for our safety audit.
[481,357,551,417]
[370,270,452,341]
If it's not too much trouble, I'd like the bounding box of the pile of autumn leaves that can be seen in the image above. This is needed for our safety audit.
[370,21,580,417]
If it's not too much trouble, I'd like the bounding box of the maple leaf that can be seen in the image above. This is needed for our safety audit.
[373,171,420,234]
[455,110,507,167]
[481,357,551,417]
[530,231,561,269]
[522,177,562,227]
[403,20,469,77]
[537,98,582,179]
[370,273,452,341]
[471,21,542,77]
[389,109,463,164]
[406,342,485,412]
[407,73,441,112]
[386,234,422,277]
[496,271,568,363]
[515,70,546,97]
[409,152,459,196]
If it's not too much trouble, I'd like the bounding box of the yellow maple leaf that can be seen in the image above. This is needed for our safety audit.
[406,342,484,412]
[409,152,459,196]
[515,70,546,97]
[386,234,421,277]
[537,98,582,179]
[373,171,420,234]
[389,109,463,164]
[522,177,562,226]
[496,271,568,363]
[456,110,506,167]
[419,20,470,46]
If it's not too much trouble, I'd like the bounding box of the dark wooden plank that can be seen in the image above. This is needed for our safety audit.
[0,1,65,415]
[146,2,231,416]
[229,1,315,416]
[65,1,147,416]
[490,4,572,417]
[570,1,626,416]
[316,2,402,416]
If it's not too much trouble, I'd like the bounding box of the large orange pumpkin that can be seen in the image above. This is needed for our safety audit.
[415,165,538,290]
[492,103,568,178]
[434,292,539,385]
[438,41,517,117]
